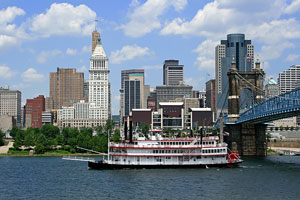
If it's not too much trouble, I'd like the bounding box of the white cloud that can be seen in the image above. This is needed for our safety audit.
[30,3,96,37]
[0,7,26,50]
[185,77,205,89]
[0,65,15,79]
[286,54,300,62]
[193,40,218,73]
[11,83,31,89]
[130,0,140,7]
[160,0,300,66]
[110,44,152,64]
[121,0,187,37]
[161,0,285,38]
[37,50,62,63]
[78,65,88,72]
[81,45,91,53]
[0,35,18,49]
[142,65,161,70]
[285,0,300,14]
[0,6,25,25]
[66,48,77,55]
[22,68,45,82]
[259,42,295,61]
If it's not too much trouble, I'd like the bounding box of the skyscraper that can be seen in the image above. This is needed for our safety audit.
[278,65,300,94]
[206,79,216,110]
[84,79,89,102]
[215,33,254,115]
[120,69,145,122]
[88,32,111,122]
[124,79,141,116]
[163,60,184,85]
[0,86,21,126]
[25,95,45,128]
[49,68,84,109]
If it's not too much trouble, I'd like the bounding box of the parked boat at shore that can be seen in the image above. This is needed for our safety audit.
[88,130,242,169]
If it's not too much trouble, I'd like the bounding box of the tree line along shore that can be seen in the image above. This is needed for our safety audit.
[0,120,120,156]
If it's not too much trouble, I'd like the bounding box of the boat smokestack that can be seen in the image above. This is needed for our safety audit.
[124,121,128,140]
[129,121,133,144]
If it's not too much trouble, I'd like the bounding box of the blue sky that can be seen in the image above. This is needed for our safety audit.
[1,0,300,114]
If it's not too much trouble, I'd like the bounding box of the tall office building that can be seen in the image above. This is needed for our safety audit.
[278,65,300,94]
[124,79,141,116]
[84,80,89,102]
[120,69,145,121]
[92,30,100,53]
[163,60,184,85]
[206,79,216,110]
[88,33,111,122]
[0,86,21,126]
[25,95,45,128]
[215,33,254,115]
[49,68,84,109]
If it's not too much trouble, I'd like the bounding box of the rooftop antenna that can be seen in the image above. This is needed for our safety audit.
[94,19,99,31]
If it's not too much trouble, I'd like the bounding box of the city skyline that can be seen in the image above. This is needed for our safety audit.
[1,0,300,115]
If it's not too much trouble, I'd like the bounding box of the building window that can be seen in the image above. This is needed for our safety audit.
[231,42,234,47]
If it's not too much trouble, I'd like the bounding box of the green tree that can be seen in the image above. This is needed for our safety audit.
[61,128,70,145]
[35,143,45,154]
[24,132,35,147]
[41,124,60,138]
[0,130,5,146]
[110,129,120,143]
[104,119,115,134]
[140,124,150,139]
[9,127,19,138]
[285,126,289,131]
[96,126,103,136]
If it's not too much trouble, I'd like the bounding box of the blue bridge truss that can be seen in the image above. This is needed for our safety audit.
[237,88,300,124]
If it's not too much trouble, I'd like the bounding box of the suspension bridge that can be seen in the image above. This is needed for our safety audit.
[217,59,300,156]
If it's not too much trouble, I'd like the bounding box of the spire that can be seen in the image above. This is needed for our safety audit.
[94,19,99,31]
[231,56,237,70]
[255,54,261,69]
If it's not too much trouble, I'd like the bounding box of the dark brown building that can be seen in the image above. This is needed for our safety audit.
[25,95,45,128]
[132,109,152,126]
[49,68,84,109]
[190,108,213,129]
[206,79,215,110]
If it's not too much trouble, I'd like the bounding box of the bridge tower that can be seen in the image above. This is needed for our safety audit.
[226,57,267,156]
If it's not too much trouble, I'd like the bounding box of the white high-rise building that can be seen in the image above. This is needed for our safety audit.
[215,44,226,94]
[0,86,21,126]
[278,65,300,94]
[88,34,111,124]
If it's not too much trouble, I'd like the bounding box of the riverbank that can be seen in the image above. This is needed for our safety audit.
[0,150,101,157]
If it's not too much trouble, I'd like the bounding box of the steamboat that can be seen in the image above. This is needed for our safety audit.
[88,129,242,169]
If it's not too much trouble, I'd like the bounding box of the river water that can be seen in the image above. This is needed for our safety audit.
[0,155,300,200]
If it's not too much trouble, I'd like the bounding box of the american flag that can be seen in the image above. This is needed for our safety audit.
[247,55,252,61]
